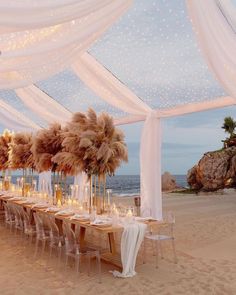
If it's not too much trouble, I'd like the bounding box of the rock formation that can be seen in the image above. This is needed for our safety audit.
[162,172,178,191]
[187,147,236,191]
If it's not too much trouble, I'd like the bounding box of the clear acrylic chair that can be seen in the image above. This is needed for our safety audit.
[3,203,15,230]
[143,211,177,268]
[46,215,64,265]
[18,206,36,244]
[33,211,51,259]
[10,204,24,237]
[63,221,101,283]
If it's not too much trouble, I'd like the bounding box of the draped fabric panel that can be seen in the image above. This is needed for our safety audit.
[73,172,89,201]
[16,85,72,125]
[0,99,40,131]
[0,0,132,89]
[114,96,236,125]
[72,53,162,219]
[38,171,52,196]
[186,0,236,98]
[72,53,150,116]
[0,0,115,32]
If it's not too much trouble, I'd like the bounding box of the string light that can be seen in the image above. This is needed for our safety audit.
[0,0,226,119]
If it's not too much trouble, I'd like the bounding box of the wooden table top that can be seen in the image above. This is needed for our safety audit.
[0,193,163,233]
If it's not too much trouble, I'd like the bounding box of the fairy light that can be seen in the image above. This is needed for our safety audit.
[0,0,227,119]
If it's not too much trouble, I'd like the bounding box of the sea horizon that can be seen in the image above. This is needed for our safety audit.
[8,174,188,196]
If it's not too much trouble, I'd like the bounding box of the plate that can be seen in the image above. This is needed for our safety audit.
[32,204,48,209]
[46,207,60,213]
[55,210,74,216]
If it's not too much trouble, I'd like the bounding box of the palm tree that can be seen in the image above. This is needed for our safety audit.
[222,116,236,139]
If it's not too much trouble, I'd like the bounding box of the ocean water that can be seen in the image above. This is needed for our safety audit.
[10,174,187,196]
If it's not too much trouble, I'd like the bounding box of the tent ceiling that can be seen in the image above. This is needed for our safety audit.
[0,0,227,130]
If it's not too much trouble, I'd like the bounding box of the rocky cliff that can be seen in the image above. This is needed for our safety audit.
[187,147,236,191]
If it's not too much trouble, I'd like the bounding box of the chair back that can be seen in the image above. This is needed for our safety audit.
[33,212,46,239]
[63,221,77,253]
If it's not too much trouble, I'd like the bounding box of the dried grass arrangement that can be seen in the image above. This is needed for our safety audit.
[0,129,13,172]
[9,132,34,170]
[53,108,128,178]
[31,123,64,173]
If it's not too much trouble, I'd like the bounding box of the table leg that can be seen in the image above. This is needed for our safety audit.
[79,226,86,247]
[108,232,116,254]
[55,218,63,235]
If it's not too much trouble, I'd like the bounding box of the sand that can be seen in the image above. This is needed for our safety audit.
[1,191,236,295]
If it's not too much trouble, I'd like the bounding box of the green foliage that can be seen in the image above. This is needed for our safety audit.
[222,116,236,138]
[222,117,236,148]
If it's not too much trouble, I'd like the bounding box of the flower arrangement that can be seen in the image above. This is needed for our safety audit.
[9,132,34,170]
[0,129,13,172]
[53,108,128,211]
[53,108,128,178]
[31,123,64,173]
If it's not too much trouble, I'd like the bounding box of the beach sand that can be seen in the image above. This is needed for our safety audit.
[1,191,236,295]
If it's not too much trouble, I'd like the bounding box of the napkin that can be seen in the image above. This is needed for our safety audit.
[55,209,74,216]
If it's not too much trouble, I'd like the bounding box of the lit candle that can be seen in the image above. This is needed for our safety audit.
[68,198,72,207]
[126,209,133,224]
[75,185,78,199]
[127,209,133,217]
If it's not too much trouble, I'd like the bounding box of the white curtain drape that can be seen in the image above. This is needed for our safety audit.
[73,172,89,201]
[0,0,132,89]
[72,53,162,219]
[187,0,236,98]
[38,171,52,196]
[16,85,72,125]
[0,0,115,32]
[0,99,40,131]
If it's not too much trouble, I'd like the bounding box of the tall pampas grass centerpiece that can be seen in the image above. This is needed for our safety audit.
[31,123,65,202]
[9,132,34,195]
[0,129,13,190]
[53,108,128,211]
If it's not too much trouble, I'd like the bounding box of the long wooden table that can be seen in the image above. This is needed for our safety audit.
[0,194,125,268]
[0,193,161,269]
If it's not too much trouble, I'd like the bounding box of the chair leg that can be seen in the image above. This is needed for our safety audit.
[41,240,46,258]
[155,241,159,269]
[96,253,102,283]
[57,247,62,268]
[171,238,178,264]
[65,255,69,268]
[159,241,164,259]
[142,238,146,264]
[34,239,39,258]
[87,253,91,276]
[75,256,80,273]
[152,240,156,256]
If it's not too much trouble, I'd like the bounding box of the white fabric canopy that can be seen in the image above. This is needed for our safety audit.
[0,0,132,89]
[16,85,72,125]
[0,99,40,131]
[187,0,236,98]
[0,0,115,32]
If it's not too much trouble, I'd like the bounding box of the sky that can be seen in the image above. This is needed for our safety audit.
[0,0,235,175]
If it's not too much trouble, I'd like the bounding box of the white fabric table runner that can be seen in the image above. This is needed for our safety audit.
[112,222,147,278]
